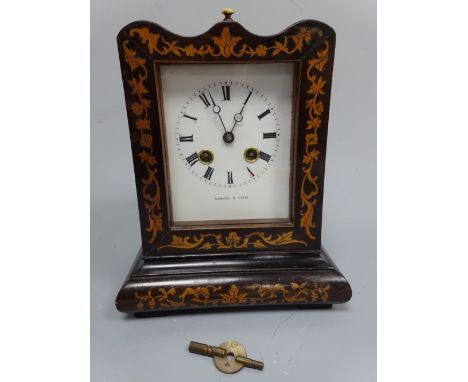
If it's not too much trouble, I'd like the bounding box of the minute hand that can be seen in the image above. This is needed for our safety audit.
[231,91,252,133]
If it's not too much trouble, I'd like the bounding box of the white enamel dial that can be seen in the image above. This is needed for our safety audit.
[175,81,280,188]
[161,63,293,224]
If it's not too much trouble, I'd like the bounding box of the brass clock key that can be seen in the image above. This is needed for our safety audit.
[188,340,264,373]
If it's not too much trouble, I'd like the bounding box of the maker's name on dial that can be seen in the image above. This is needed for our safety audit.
[214,195,249,201]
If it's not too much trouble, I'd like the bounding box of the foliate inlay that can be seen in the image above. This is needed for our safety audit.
[157,231,307,251]
[129,25,322,58]
[123,41,163,242]
[300,42,329,240]
[135,282,331,310]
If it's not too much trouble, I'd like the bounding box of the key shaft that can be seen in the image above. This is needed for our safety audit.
[189,341,226,358]
[235,355,264,370]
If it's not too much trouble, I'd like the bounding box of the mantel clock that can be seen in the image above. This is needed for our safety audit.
[115,10,351,315]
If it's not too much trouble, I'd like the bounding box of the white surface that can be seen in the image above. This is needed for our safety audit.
[161,63,293,223]
[91,0,376,381]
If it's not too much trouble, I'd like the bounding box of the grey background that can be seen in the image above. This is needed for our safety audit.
[91,0,376,381]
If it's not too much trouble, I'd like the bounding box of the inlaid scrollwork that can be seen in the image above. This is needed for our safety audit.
[300,42,329,240]
[123,41,163,242]
[135,282,331,310]
[129,25,322,58]
[157,231,307,251]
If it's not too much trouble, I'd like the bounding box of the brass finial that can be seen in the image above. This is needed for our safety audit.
[222,8,235,21]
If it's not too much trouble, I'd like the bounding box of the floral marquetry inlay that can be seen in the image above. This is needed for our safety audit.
[129,25,322,58]
[300,42,330,240]
[134,282,331,310]
[123,41,163,243]
[157,231,307,251]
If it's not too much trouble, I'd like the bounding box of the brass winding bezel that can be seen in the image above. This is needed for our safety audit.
[243,147,259,163]
[198,149,214,165]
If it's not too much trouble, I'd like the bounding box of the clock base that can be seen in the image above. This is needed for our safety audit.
[115,248,351,315]
[132,304,332,318]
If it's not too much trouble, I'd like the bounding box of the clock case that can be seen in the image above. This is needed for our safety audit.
[115,13,351,315]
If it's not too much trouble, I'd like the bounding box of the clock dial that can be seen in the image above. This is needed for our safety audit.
[175,81,280,188]
[161,63,293,223]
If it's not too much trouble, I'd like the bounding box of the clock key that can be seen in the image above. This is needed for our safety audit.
[188,340,264,374]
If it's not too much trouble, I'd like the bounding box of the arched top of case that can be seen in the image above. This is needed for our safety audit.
[117,16,335,62]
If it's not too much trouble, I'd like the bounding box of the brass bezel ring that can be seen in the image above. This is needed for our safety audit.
[244,147,259,163]
[198,149,214,165]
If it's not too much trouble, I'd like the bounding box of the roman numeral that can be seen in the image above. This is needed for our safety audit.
[199,93,210,108]
[246,167,255,177]
[227,171,233,184]
[244,91,252,105]
[222,85,231,101]
[259,151,271,162]
[179,135,193,142]
[203,166,214,180]
[257,109,271,120]
[263,132,277,139]
[183,114,197,122]
[186,152,199,166]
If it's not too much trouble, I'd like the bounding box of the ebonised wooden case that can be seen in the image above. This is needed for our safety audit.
[115,11,351,315]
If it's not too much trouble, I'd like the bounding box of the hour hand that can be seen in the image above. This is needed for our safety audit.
[208,91,221,114]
